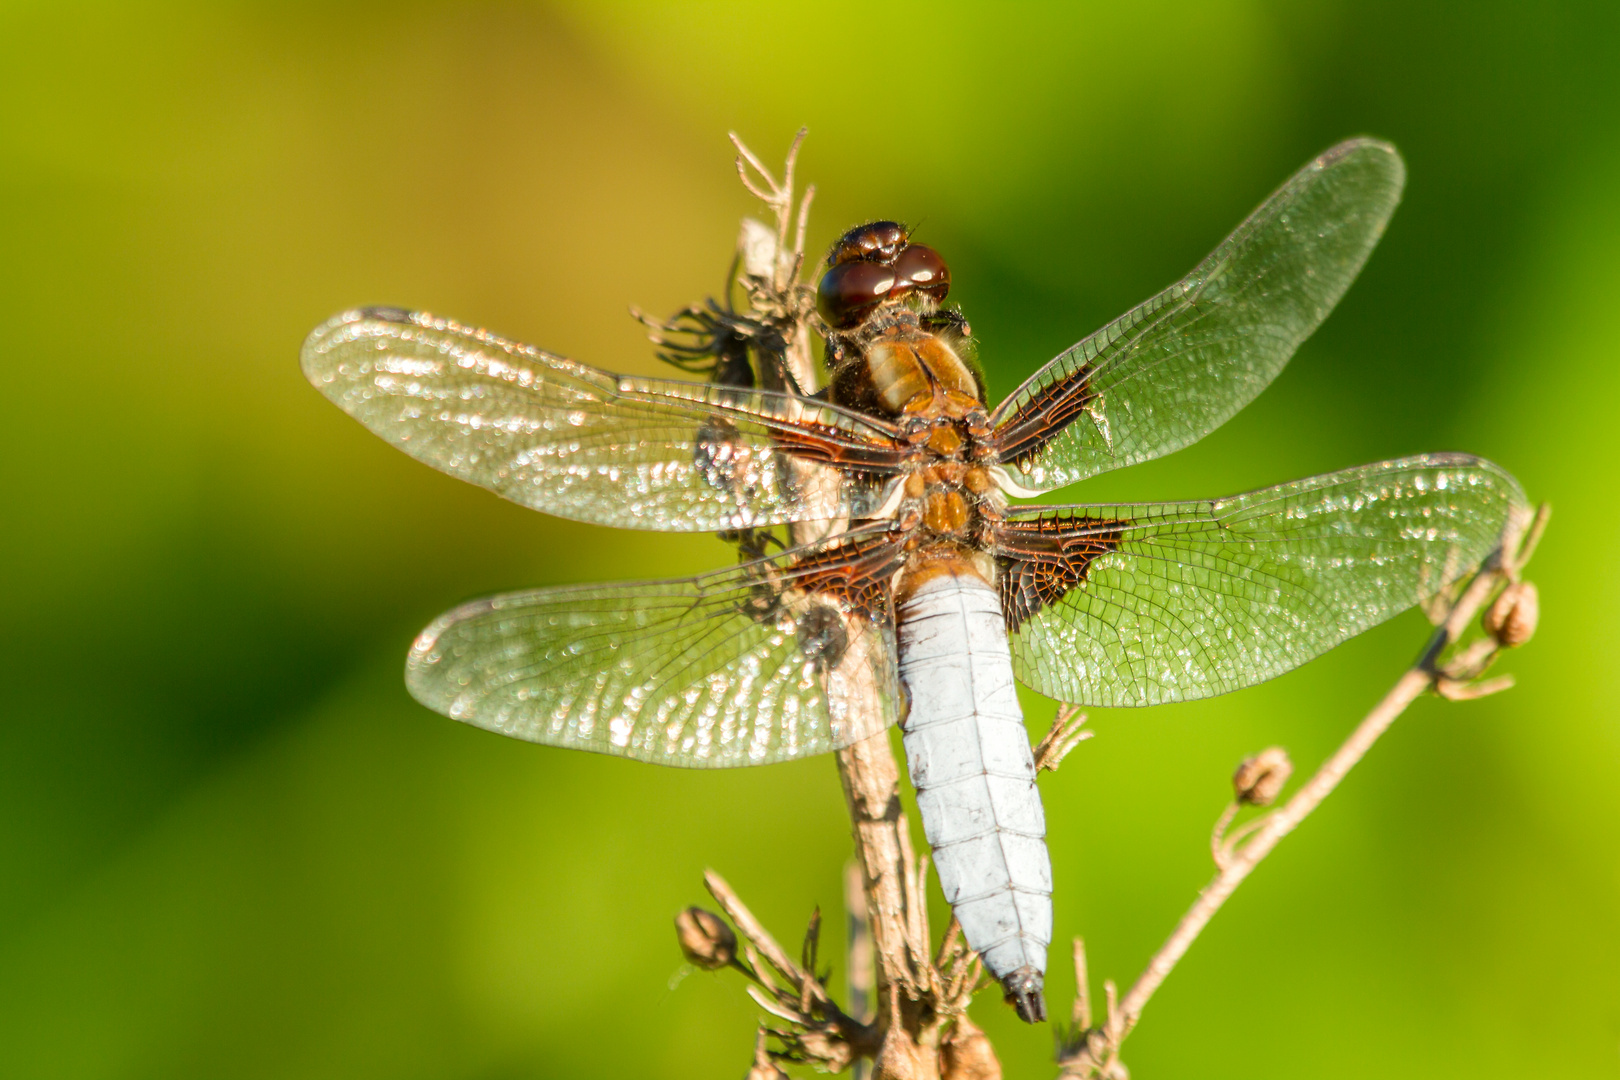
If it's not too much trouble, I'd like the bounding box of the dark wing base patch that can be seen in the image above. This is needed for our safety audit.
[990,359,1099,474]
[738,530,907,673]
[789,532,909,621]
[993,513,1128,632]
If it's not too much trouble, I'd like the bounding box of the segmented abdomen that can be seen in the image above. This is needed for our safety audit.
[896,567,1052,1020]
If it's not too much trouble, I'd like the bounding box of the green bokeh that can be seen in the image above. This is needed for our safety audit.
[1,3,1615,1077]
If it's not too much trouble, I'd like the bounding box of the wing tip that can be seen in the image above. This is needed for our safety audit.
[1318,135,1407,193]
[403,594,507,716]
[404,620,451,715]
[1406,451,1529,506]
[1321,134,1397,157]
[299,306,427,383]
[358,304,418,325]
[298,310,351,384]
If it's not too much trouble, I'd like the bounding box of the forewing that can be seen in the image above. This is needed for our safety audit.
[994,456,1528,707]
[407,530,905,767]
[302,308,907,531]
[990,139,1406,494]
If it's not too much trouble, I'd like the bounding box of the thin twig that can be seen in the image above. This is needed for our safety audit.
[1036,705,1093,772]
[913,852,936,991]
[1208,802,1239,870]
[743,941,779,996]
[1117,665,1433,1033]
[1505,503,1550,582]
[1435,673,1516,700]
[1072,938,1092,1030]
[749,985,808,1025]
[730,132,778,204]
[933,918,962,971]
[943,918,980,1005]
[707,869,828,1005]
[794,184,816,273]
[1214,814,1269,867]
[1062,502,1549,1077]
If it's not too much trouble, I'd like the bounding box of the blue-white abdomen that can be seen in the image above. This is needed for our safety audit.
[896,566,1051,1022]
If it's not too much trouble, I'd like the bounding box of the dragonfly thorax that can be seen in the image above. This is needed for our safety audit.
[825,303,986,415]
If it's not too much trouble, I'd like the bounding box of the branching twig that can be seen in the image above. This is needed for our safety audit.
[1060,502,1550,1078]
[1036,705,1093,772]
[703,869,878,1071]
[706,870,824,1003]
[730,127,813,295]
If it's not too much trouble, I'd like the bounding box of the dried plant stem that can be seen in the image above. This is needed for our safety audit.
[727,130,955,1078]
[835,734,916,992]
[1115,665,1430,1031]
[740,134,925,1022]
[1036,706,1092,772]
[1063,503,1549,1077]
[846,860,874,1022]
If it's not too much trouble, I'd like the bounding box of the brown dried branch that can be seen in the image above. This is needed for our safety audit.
[747,1026,790,1080]
[845,860,874,1025]
[1070,939,1093,1032]
[677,134,991,1079]
[1059,502,1550,1078]
[745,128,972,1075]
[706,870,820,998]
[730,127,811,294]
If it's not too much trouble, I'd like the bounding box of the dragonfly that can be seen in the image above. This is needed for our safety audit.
[301,138,1526,1024]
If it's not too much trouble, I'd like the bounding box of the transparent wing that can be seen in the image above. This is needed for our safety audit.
[407,530,905,768]
[990,139,1406,495]
[993,456,1528,707]
[302,308,908,531]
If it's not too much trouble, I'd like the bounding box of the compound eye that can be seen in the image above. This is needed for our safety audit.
[817,260,897,329]
[827,220,909,267]
[892,244,950,302]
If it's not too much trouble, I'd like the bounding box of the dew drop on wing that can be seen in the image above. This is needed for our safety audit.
[694,419,745,491]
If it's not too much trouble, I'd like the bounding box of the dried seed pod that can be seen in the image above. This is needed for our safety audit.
[1232,747,1293,807]
[1483,581,1539,648]
[747,1027,790,1080]
[745,1058,790,1080]
[674,906,736,970]
[942,1015,1002,1080]
[794,1030,856,1073]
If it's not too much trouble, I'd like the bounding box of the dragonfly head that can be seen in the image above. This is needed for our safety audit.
[817,220,951,330]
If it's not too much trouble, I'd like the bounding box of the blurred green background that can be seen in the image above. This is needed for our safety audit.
[1,2,1616,1077]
